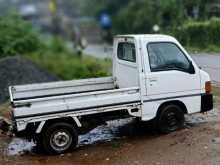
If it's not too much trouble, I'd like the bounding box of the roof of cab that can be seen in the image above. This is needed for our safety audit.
[115,34,177,42]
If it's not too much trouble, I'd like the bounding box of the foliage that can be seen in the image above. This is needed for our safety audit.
[0,13,111,80]
[83,0,219,34]
[0,14,41,57]
[27,38,112,80]
[113,1,156,34]
[80,0,131,17]
[159,0,185,29]
[46,36,67,53]
[175,17,220,48]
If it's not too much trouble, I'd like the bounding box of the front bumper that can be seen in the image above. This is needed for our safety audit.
[201,93,213,113]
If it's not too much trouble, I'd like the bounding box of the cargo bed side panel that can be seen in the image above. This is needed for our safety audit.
[13,87,140,119]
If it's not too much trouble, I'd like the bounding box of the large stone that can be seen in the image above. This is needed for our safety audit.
[0,56,59,103]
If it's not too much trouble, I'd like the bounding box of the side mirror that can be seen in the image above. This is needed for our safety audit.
[188,61,195,74]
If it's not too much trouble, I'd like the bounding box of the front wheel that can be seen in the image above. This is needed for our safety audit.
[40,122,78,154]
[157,104,185,134]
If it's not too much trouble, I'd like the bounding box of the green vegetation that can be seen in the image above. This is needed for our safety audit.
[0,14,111,80]
[26,37,112,80]
[213,86,220,97]
[83,0,220,52]
[186,45,220,53]
[27,51,111,80]
[112,0,184,34]
[84,0,219,34]
[0,14,41,57]
[175,17,220,49]
[0,102,10,116]
[213,86,220,106]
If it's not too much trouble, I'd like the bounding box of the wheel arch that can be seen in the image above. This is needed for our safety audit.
[38,117,80,134]
[39,120,79,154]
[156,100,188,118]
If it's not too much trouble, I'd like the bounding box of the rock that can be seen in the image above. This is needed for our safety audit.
[0,56,59,103]
[67,153,72,157]
[134,160,139,164]
[212,137,220,144]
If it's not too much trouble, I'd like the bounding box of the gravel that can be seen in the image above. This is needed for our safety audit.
[0,56,59,103]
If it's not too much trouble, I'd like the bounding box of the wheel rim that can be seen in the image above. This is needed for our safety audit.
[50,130,72,152]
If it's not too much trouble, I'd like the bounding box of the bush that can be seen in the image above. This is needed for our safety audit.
[175,17,220,48]
[0,14,41,57]
[46,36,67,53]
[113,1,157,34]
[0,14,111,80]
[27,39,112,80]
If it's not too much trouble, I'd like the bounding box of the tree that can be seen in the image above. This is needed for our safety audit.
[113,0,158,34]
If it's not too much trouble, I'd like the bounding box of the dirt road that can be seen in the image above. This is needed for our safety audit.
[0,88,219,165]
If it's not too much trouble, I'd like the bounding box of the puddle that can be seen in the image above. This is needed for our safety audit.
[79,118,134,145]
[7,138,35,155]
[185,115,206,127]
[7,118,135,156]
[6,112,220,156]
[185,106,220,127]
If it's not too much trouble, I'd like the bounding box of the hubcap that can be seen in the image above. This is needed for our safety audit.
[50,130,72,152]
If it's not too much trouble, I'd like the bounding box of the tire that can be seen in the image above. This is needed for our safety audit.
[40,122,78,154]
[35,135,44,153]
[157,104,185,134]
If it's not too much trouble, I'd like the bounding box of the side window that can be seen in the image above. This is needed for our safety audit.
[117,42,136,62]
[147,42,191,72]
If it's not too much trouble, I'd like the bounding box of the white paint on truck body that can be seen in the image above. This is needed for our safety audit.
[9,34,212,133]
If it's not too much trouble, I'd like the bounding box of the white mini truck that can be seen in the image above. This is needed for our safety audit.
[9,35,213,154]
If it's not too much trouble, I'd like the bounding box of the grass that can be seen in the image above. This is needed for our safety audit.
[213,86,220,108]
[186,45,220,54]
[26,47,112,80]
[0,102,10,118]
[213,86,220,97]
[111,141,122,148]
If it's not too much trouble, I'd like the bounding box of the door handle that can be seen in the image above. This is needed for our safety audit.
[149,78,157,82]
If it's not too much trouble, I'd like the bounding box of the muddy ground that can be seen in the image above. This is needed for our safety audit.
[0,87,220,165]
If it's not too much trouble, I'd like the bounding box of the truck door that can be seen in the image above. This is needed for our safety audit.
[145,42,200,97]
[113,38,139,88]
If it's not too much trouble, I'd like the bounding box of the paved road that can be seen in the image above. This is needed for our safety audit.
[191,54,220,85]
[84,44,112,59]
[84,45,220,85]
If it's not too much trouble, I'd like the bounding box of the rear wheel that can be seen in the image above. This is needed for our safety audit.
[39,122,78,154]
[157,104,185,134]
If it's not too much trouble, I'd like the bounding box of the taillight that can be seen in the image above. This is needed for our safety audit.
[205,81,212,93]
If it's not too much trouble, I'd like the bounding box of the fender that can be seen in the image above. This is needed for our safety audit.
[35,116,82,134]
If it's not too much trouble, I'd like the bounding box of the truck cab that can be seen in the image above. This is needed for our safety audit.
[113,35,213,121]
[9,34,213,154]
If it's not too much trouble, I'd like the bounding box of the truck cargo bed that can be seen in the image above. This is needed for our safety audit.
[9,77,140,120]
[9,77,115,101]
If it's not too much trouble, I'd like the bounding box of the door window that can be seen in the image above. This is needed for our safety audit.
[147,42,191,72]
[118,43,136,62]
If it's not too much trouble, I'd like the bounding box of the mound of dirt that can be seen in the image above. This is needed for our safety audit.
[0,56,59,103]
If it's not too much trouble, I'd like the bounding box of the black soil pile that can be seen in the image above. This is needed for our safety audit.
[0,56,59,103]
